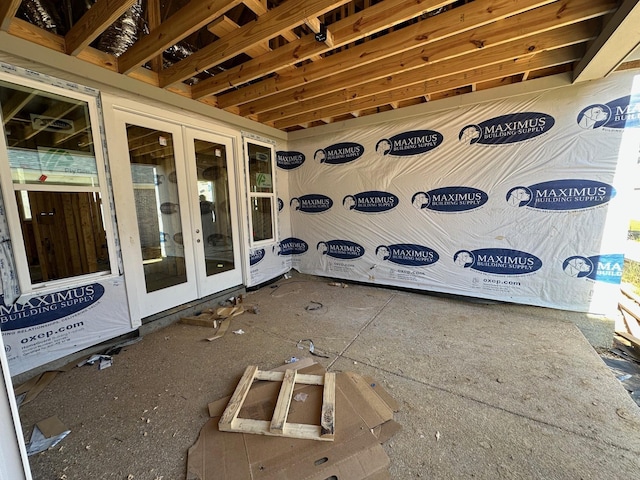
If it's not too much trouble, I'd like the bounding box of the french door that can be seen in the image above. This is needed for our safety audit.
[107,108,242,319]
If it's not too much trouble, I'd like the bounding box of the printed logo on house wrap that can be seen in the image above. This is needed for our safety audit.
[290,194,333,213]
[278,198,284,212]
[459,112,555,145]
[375,130,444,157]
[412,187,488,212]
[375,243,439,266]
[276,150,306,170]
[314,142,364,165]
[317,240,365,260]
[343,191,399,213]
[249,248,266,266]
[453,249,542,275]
[577,95,640,129]
[0,284,105,331]
[562,254,623,284]
[506,180,615,211]
[273,237,308,256]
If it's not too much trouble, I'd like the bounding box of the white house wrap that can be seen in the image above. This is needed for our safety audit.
[273,71,640,314]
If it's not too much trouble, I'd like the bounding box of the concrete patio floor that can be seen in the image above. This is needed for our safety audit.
[17,273,640,479]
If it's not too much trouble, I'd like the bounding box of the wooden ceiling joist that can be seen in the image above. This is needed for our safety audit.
[0,0,21,31]
[272,45,584,129]
[207,16,271,57]
[241,1,610,117]
[147,0,163,72]
[262,22,593,124]
[118,0,244,74]
[159,0,353,88]
[65,0,138,56]
[217,0,560,110]
[0,0,638,132]
[242,0,302,43]
[190,0,457,99]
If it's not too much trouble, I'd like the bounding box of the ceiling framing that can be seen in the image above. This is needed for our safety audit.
[1,0,639,132]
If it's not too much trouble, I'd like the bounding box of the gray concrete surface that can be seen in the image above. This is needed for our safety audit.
[16,273,640,479]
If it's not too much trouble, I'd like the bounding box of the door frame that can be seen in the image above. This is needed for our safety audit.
[183,126,243,299]
[101,95,247,322]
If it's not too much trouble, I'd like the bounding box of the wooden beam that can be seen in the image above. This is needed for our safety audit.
[242,0,267,15]
[118,0,244,74]
[0,0,21,31]
[191,0,457,98]
[147,0,163,72]
[218,366,258,429]
[207,16,270,57]
[8,18,119,71]
[271,45,584,129]
[65,0,137,56]
[218,0,566,109]
[243,0,300,43]
[159,0,353,87]
[248,13,602,118]
[270,369,296,434]
[321,372,336,438]
[304,17,334,48]
[573,0,640,81]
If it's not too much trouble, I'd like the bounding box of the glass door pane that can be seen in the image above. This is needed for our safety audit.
[194,139,235,277]
[126,124,186,293]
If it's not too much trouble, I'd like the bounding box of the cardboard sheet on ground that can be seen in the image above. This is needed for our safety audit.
[187,365,400,480]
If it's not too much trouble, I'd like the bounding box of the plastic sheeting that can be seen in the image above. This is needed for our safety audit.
[1,277,133,375]
[273,72,640,314]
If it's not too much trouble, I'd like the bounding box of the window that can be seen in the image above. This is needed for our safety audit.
[0,76,117,292]
[244,138,277,246]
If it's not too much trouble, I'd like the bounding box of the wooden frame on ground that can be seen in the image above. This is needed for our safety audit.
[218,365,336,441]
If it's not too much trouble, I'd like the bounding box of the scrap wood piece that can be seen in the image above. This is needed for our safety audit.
[619,296,640,322]
[621,284,640,305]
[206,317,232,342]
[183,306,245,329]
[14,371,58,407]
[218,365,335,441]
[180,313,218,328]
[620,309,640,339]
[270,369,296,434]
[219,365,258,428]
[216,306,245,318]
[616,331,640,350]
[321,371,336,438]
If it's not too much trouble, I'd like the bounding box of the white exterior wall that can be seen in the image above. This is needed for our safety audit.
[284,71,640,314]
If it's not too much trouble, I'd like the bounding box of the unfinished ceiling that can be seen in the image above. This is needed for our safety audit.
[1,0,640,132]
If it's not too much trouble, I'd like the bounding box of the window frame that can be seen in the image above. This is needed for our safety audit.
[0,72,119,296]
[243,136,278,248]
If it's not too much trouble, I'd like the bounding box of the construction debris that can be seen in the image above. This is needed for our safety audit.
[296,339,330,358]
[187,362,400,479]
[26,416,71,456]
[14,371,59,408]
